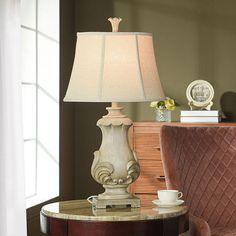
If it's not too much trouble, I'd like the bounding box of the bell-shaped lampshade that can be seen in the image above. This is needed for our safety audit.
[64,32,165,102]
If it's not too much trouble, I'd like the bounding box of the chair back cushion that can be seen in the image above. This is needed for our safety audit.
[160,126,236,228]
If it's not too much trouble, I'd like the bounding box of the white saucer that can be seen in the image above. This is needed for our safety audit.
[152,199,184,208]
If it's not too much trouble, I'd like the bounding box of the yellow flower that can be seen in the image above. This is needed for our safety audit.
[150,101,158,108]
[150,97,178,110]
[164,97,175,110]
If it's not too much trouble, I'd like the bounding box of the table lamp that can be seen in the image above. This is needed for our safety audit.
[64,17,165,208]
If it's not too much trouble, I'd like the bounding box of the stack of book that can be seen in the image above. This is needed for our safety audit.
[180,110,221,123]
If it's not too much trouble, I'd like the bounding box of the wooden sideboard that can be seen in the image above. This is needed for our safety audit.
[129,122,236,203]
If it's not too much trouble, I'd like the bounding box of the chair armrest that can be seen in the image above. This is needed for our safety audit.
[189,214,211,236]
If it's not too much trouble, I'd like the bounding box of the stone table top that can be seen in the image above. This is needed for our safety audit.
[41,200,188,222]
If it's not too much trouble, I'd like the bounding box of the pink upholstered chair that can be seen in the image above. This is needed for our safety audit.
[160,126,236,236]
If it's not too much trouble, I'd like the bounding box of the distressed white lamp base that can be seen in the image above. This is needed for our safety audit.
[91,104,140,208]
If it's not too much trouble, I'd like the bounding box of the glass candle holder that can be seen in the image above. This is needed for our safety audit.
[155,109,171,122]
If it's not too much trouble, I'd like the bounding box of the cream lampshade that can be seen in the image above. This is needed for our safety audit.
[64,33,164,102]
[64,17,164,208]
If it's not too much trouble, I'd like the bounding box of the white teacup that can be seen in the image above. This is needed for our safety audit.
[157,190,183,203]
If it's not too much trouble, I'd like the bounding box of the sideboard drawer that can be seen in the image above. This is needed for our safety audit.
[138,160,164,178]
[130,160,166,194]
[134,133,161,161]
[131,176,166,194]
[129,123,166,194]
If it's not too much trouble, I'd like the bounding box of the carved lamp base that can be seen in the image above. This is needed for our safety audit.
[91,104,140,208]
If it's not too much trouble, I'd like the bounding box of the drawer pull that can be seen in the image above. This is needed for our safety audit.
[156,176,165,181]
[153,146,161,151]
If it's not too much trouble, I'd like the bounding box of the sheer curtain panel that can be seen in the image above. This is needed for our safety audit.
[0,0,27,235]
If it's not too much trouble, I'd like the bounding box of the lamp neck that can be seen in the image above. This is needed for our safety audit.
[103,103,126,118]
[112,102,119,108]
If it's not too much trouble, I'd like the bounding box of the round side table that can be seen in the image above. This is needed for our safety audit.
[40,199,189,236]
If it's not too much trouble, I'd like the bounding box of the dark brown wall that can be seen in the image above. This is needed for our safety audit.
[60,0,76,201]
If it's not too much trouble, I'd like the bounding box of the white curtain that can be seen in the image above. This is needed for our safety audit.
[0,0,27,235]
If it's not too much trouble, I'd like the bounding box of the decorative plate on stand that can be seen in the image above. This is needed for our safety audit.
[186,80,214,110]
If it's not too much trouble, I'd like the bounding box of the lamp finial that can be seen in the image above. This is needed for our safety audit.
[108,17,122,32]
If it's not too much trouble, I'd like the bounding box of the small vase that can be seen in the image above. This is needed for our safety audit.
[155,109,171,122]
